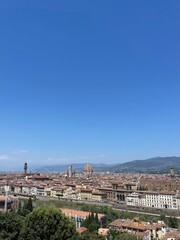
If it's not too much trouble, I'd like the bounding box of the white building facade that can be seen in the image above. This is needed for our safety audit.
[127,191,179,210]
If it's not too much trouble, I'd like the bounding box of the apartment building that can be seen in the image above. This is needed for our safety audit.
[109,218,166,240]
[127,191,179,210]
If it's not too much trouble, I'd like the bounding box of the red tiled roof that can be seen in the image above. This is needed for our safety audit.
[109,219,162,231]
[60,208,106,220]
[161,231,180,240]
[76,227,88,234]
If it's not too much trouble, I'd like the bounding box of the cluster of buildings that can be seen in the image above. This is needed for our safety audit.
[61,208,180,240]
[108,218,180,240]
[0,163,179,239]
[0,163,180,213]
[109,218,166,240]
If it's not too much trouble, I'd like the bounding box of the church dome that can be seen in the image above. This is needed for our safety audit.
[83,164,93,172]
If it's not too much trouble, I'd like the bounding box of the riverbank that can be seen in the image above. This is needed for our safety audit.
[19,195,180,221]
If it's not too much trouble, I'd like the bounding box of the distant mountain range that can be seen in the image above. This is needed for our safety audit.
[35,156,180,173]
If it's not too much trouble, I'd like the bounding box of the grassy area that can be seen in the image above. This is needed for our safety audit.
[33,198,85,209]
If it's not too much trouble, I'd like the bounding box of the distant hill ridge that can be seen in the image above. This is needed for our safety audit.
[109,156,180,173]
[36,156,180,173]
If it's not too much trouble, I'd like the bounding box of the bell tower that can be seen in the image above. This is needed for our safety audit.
[170,163,175,178]
[24,162,28,176]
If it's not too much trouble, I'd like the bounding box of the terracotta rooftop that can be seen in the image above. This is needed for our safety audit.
[109,219,163,231]
[161,231,180,240]
[98,228,109,236]
[60,208,106,220]
[76,227,88,234]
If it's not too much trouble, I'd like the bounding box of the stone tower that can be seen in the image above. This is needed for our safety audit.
[24,162,27,176]
[170,163,175,178]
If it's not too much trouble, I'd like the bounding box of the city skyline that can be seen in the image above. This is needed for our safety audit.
[0,1,180,168]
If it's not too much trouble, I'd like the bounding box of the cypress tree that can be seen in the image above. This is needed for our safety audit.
[25,197,33,212]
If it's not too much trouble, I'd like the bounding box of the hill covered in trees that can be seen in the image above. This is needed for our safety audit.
[109,156,180,173]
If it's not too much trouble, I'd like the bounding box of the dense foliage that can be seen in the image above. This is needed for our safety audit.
[18,197,33,216]
[82,212,99,232]
[109,230,140,240]
[19,207,77,240]
[168,216,179,229]
[0,206,77,240]
[0,211,23,240]
[77,232,104,240]
[0,205,141,240]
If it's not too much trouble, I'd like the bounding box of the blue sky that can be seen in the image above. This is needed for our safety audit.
[0,1,180,170]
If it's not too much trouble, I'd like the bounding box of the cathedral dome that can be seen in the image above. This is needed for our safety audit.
[83,164,93,172]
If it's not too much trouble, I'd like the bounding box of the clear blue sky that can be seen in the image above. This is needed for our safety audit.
[0,1,180,170]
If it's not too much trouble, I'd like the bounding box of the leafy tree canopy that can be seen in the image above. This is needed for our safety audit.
[18,198,33,217]
[0,211,23,240]
[77,231,104,240]
[19,207,77,240]
[110,230,140,240]
[82,212,100,232]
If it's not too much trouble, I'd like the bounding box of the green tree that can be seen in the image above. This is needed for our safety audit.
[168,216,179,229]
[19,207,77,240]
[82,213,91,228]
[17,201,22,215]
[109,229,140,240]
[106,209,119,225]
[95,213,98,223]
[77,232,104,240]
[82,212,100,233]
[0,211,23,240]
[114,232,140,240]
[26,197,33,212]
[18,198,33,217]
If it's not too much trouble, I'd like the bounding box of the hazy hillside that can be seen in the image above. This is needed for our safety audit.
[35,163,108,172]
[110,156,180,173]
[34,156,180,173]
